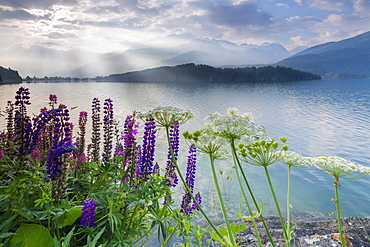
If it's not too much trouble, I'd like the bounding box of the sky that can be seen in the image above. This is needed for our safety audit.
[0,0,370,76]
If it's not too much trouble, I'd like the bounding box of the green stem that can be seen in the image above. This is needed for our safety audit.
[286,165,292,244]
[210,153,237,247]
[286,165,292,242]
[164,127,224,241]
[334,178,346,247]
[230,141,263,247]
[264,166,289,246]
[235,155,276,246]
[161,222,180,247]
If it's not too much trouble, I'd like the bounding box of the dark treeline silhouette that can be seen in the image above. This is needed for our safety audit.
[98,63,321,83]
[0,66,22,83]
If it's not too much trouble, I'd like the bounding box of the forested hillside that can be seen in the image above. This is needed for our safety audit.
[99,63,321,83]
[0,66,22,83]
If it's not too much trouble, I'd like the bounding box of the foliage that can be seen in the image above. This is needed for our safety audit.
[1,87,369,247]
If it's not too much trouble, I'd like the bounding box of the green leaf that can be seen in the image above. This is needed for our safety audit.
[229,222,247,235]
[61,227,75,247]
[53,207,82,228]
[63,207,82,227]
[0,232,15,239]
[88,227,105,247]
[10,224,53,247]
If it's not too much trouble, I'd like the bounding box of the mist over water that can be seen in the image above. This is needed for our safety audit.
[1,79,370,218]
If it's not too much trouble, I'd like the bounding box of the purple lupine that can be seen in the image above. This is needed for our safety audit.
[165,122,180,187]
[11,88,53,159]
[49,94,57,109]
[81,198,96,229]
[102,99,114,162]
[137,118,156,180]
[5,101,14,141]
[180,144,200,214]
[152,163,160,174]
[114,121,123,157]
[45,103,74,198]
[192,192,202,211]
[45,141,76,181]
[13,87,32,156]
[118,115,139,185]
[72,111,88,170]
[91,98,101,162]
[163,195,172,205]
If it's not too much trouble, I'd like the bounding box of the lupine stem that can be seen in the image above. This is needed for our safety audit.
[334,177,346,247]
[164,127,225,242]
[230,141,263,247]
[264,166,289,246]
[209,153,237,246]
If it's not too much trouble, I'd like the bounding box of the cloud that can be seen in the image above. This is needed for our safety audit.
[0,0,78,9]
[190,1,272,27]
[44,31,78,39]
[276,3,290,8]
[352,0,370,12]
[306,0,345,11]
[0,7,37,20]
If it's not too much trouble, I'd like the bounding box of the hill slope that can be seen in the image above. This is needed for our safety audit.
[99,63,321,83]
[276,31,370,78]
[0,66,22,83]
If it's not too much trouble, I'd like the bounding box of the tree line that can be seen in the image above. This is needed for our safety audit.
[98,63,321,83]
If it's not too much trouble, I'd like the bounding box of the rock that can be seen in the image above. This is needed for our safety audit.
[212,216,370,246]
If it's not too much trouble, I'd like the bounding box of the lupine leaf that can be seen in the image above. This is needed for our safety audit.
[10,224,53,247]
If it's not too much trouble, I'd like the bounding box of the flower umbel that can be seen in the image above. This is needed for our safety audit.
[138,106,193,128]
[309,156,370,180]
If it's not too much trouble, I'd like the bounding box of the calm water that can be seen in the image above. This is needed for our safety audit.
[1,79,370,219]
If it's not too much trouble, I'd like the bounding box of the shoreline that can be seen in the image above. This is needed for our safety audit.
[229,215,370,246]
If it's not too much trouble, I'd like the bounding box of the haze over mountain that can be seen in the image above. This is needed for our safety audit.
[0,35,292,78]
[276,31,370,78]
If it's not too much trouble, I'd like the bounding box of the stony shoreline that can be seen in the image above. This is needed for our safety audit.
[229,215,370,246]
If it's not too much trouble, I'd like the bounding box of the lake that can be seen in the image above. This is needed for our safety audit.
[1,79,370,219]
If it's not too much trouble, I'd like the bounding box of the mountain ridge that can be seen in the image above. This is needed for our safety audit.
[276,31,370,78]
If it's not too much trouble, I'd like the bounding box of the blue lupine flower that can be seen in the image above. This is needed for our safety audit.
[102,99,114,161]
[45,141,76,181]
[91,98,101,162]
[165,122,180,187]
[81,198,96,229]
[137,118,156,179]
[180,144,201,214]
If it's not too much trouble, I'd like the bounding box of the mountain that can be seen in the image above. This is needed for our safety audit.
[72,38,291,77]
[0,44,99,77]
[0,66,22,83]
[100,63,321,83]
[0,35,290,78]
[276,31,370,78]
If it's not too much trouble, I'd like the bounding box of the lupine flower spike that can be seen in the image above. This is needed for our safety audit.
[81,198,96,229]
[180,144,201,214]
